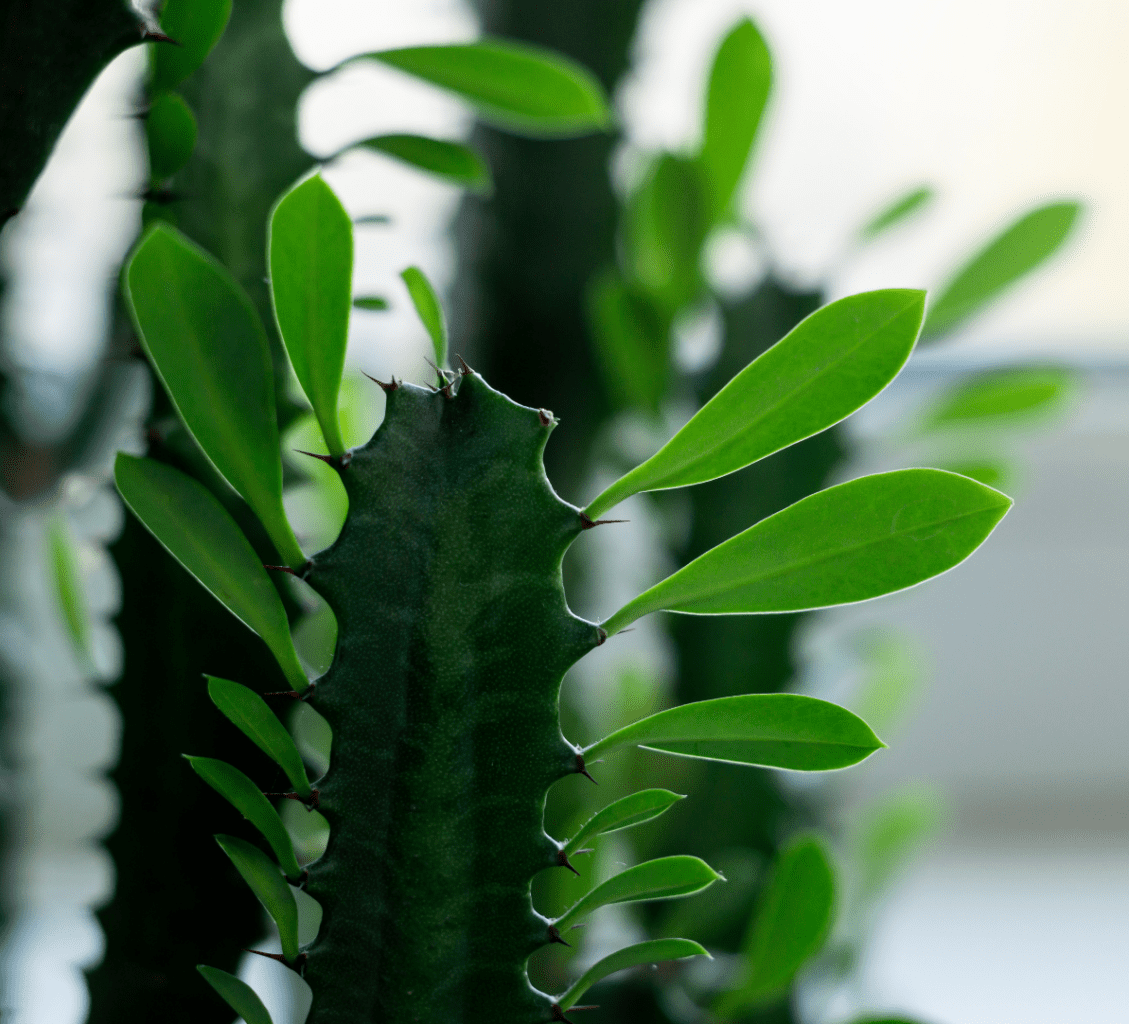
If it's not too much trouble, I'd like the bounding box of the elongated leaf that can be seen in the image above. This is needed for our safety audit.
[715,837,835,1014]
[401,266,448,368]
[925,366,1072,427]
[364,40,610,137]
[197,965,274,1024]
[114,454,307,689]
[207,676,311,795]
[269,175,353,457]
[853,789,941,902]
[585,693,883,771]
[923,201,1081,338]
[215,834,299,961]
[700,18,772,220]
[587,270,669,412]
[858,186,934,241]
[124,223,304,567]
[555,856,721,931]
[151,0,232,92]
[558,938,709,1011]
[353,296,389,311]
[563,790,685,856]
[187,756,303,879]
[355,134,491,193]
[47,515,91,663]
[146,92,197,181]
[586,290,925,519]
[604,468,1011,632]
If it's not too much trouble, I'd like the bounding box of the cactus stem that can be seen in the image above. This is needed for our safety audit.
[578,512,628,530]
[547,926,571,948]
[556,850,581,876]
[362,371,400,393]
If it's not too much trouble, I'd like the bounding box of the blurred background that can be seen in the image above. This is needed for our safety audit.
[2,1,1127,1023]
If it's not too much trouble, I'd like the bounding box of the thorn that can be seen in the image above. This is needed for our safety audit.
[575,753,597,784]
[244,949,307,974]
[596,627,608,646]
[142,29,180,44]
[294,448,334,465]
[456,354,473,375]
[579,512,628,530]
[550,1005,576,1024]
[363,371,399,393]
[557,850,581,876]
[547,926,571,948]
[538,408,554,426]
[264,564,299,577]
[264,788,320,809]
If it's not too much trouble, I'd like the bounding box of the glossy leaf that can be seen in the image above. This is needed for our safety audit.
[124,223,304,567]
[355,134,491,193]
[586,290,925,519]
[563,789,685,856]
[923,201,1081,338]
[715,837,835,1014]
[47,515,91,663]
[401,266,448,368]
[858,186,934,241]
[146,92,197,181]
[207,676,311,796]
[555,856,722,931]
[365,40,610,137]
[151,0,232,93]
[186,756,303,880]
[558,938,709,1011]
[197,965,274,1024]
[700,18,772,220]
[114,454,307,690]
[585,693,883,771]
[604,468,1011,632]
[353,296,389,311]
[587,270,669,412]
[925,366,1072,427]
[215,834,299,961]
[269,175,353,457]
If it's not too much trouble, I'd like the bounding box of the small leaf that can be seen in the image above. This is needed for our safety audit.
[715,837,835,1014]
[364,40,611,138]
[584,693,883,771]
[699,18,772,221]
[269,175,354,458]
[354,134,492,193]
[151,0,232,92]
[197,965,274,1024]
[853,788,942,903]
[215,834,299,961]
[146,92,197,181]
[924,366,1073,427]
[586,290,925,519]
[186,756,303,879]
[353,296,389,311]
[46,515,91,663]
[400,266,448,368]
[858,186,935,241]
[563,790,685,856]
[114,454,306,690]
[922,201,1082,338]
[603,468,1011,633]
[937,458,1010,490]
[207,676,311,796]
[125,223,304,567]
[554,856,722,931]
[558,938,709,1011]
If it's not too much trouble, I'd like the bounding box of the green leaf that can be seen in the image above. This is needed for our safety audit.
[354,134,491,194]
[604,468,1011,633]
[197,965,274,1024]
[586,290,925,519]
[699,18,772,221]
[151,0,232,93]
[858,186,934,241]
[114,454,306,690]
[364,40,611,138]
[400,266,448,368]
[585,693,883,771]
[924,366,1073,427]
[715,837,836,1014]
[269,175,354,458]
[353,296,389,311]
[46,515,91,663]
[207,676,311,796]
[922,201,1082,338]
[215,834,299,961]
[558,938,709,1011]
[937,458,1010,490]
[563,790,685,856]
[146,92,197,181]
[124,223,304,568]
[853,788,942,903]
[554,856,722,931]
[186,756,303,880]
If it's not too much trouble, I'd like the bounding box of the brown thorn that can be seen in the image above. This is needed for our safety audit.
[579,511,628,530]
[538,408,554,426]
[547,926,571,948]
[294,448,334,465]
[550,1005,576,1024]
[264,788,320,809]
[456,354,473,375]
[142,30,179,44]
[362,371,399,393]
[575,753,597,784]
[596,627,608,646]
[263,689,303,700]
[557,850,581,876]
[243,949,307,974]
[263,564,299,577]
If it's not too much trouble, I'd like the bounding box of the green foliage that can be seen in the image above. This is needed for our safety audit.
[924,366,1073,427]
[214,834,299,961]
[852,789,942,903]
[557,938,709,1011]
[858,186,935,241]
[586,271,669,412]
[47,514,92,663]
[355,134,492,193]
[196,965,275,1024]
[353,295,389,311]
[145,92,197,181]
[401,266,449,368]
[562,789,685,856]
[150,0,232,92]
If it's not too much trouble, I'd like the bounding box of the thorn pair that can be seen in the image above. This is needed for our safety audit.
[363,371,400,393]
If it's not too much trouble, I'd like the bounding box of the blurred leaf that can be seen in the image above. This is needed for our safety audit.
[699,18,772,221]
[146,92,197,181]
[936,458,1011,491]
[716,837,835,1014]
[585,693,883,771]
[923,201,1082,338]
[563,789,685,856]
[605,469,1011,631]
[853,788,942,903]
[353,295,389,311]
[400,266,448,368]
[924,366,1073,427]
[365,40,610,137]
[151,0,232,92]
[186,756,303,879]
[858,186,934,241]
[269,175,353,457]
[207,676,312,796]
[848,628,927,739]
[586,290,925,518]
[355,134,491,193]
[47,515,91,663]
[558,938,709,1011]
[125,223,304,567]
[215,834,299,961]
[196,965,274,1024]
[114,454,307,690]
